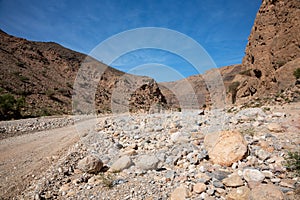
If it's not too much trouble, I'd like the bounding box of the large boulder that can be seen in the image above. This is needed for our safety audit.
[204,130,248,166]
[77,155,103,174]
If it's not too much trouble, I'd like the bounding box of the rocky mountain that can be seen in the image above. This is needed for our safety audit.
[235,0,300,104]
[161,0,300,108]
[1,0,299,119]
[0,30,167,119]
[159,64,246,109]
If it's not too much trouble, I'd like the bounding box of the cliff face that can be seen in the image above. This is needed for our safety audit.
[0,30,167,119]
[161,0,300,109]
[235,0,300,103]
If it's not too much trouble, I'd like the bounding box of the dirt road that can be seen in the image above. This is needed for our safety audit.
[0,118,98,199]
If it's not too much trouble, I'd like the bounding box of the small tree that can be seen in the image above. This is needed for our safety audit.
[285,151,300,176]
[0,94,25,120]
[293,68,300,79]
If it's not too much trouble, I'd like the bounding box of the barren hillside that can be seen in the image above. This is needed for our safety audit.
[0,30,167,119]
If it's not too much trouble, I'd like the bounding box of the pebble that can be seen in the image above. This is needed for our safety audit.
[213,180,224,188]
[243,168,265,183]
[0,116,76,139]
[256,149,271,161]
[170,186,191,200]
[271,178,281,183]
[262,170,273,178]
[193,182,207,194]
[267,123,284,132]
[209,170,231,181]
[195,172,211,183]
[279,179,296,188]
[207,188,215,195]
[222,174,244,187]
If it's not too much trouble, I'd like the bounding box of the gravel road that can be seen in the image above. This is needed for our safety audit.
[0,117,97,198]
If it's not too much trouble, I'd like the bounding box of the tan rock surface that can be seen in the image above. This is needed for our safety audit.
[249,184,284,200]
[226,186,250,200]
[204,130,248,166]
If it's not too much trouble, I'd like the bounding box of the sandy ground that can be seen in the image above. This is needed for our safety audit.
[0,117,98,198]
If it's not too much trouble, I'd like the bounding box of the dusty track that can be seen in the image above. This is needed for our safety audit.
[0,118,97,199]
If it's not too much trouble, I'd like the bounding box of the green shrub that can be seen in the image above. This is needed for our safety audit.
[58,88,70,97]
[46,89,55,97]
[285,151,300,176]
[39,108,51,116]
[0,94,25,120]
[13,72,30,82]
[275,60,286,68]
[98,173,115,188]
[240,127,256,137]
[16,62,25,68]
[66,82,73,88]
[293,68,300,79]
[20,76,29,83]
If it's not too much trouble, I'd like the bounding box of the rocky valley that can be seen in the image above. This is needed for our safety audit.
[0,0,300,199]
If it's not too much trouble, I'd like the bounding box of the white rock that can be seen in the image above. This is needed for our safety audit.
[262,170,274,178]
[109,156,133,172]
[171,132,189,143]
[256,149,271,161]
[243,168,265,183]
[272,112,285,118]
[136,155,159,170]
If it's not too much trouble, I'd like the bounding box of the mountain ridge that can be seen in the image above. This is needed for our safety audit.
[0,30,168,119]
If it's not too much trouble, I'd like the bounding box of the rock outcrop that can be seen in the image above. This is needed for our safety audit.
[236,0,300,103]
[161,0,300,109]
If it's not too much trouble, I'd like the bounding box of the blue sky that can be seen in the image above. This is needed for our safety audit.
[0,0,261,82]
